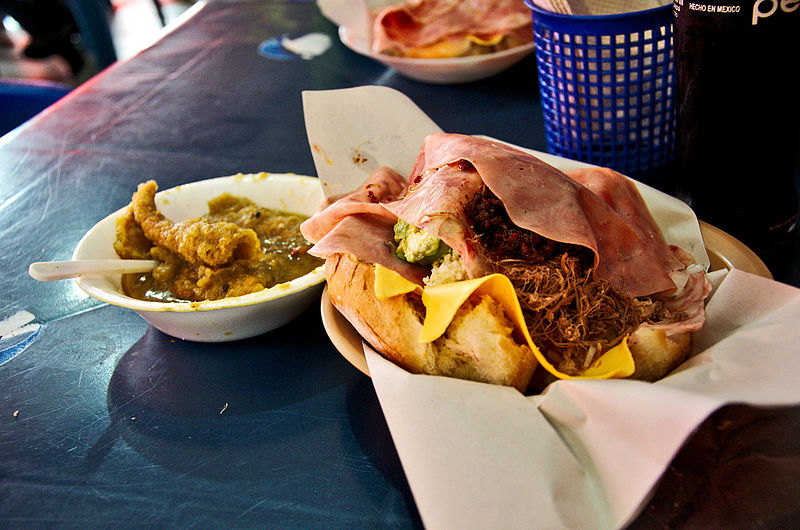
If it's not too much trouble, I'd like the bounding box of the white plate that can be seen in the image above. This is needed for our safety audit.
[338,26,535,84]
[73,173,327,342]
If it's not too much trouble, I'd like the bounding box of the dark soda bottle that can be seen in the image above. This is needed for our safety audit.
[673,0,800,255]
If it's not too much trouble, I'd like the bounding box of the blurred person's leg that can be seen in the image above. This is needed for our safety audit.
[0,0,83,74]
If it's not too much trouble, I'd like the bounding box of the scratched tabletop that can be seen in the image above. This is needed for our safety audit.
[1,1,798,527]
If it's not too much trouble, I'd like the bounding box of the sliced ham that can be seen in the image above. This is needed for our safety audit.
[300,167,428,285]
[404,133,687,298]
[564,166,711,333]
[305,133,711,375]
[306,214,430,285]
[302,133,709,330]
[300,166,406,244]
[565,166,685,281]
[566,167,673,251]
[644,245,712,334]
[380,161,493,279]
[371,0,533,57]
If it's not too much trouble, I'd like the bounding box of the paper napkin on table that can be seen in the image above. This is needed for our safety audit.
[302,86,800,528]
[365,269,800,528]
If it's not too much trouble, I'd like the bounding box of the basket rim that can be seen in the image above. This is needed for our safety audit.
[525,1,672,32]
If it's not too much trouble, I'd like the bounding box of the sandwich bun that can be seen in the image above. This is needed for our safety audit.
[325,253,538,392]
[325,253,693,392]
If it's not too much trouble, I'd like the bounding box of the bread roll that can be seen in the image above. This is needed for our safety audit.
[326,253,537,392]
[326,253,692,391]
[627,326,692,382]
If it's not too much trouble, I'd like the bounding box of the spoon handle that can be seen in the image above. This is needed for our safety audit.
[29,259,160,281]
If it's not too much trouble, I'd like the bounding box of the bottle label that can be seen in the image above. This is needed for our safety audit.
[751,0,799,24]
[675,0,800,24]
[672,0,800,253]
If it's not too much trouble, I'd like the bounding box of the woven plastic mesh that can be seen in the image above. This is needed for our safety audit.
[528,5,675,177]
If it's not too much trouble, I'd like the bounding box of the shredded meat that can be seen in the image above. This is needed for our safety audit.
[498,256,658,375]
[463,185,594,266]
[464,185,670,375]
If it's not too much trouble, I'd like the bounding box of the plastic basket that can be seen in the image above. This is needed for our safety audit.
[525,3,675,182]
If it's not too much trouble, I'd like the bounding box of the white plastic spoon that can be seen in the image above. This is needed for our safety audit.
[29,259,159,281]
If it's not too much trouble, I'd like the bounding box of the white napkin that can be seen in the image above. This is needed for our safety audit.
[316,0,399,49]
[366,270,800,528]
[302,86,800,528]
[303,86,442,199]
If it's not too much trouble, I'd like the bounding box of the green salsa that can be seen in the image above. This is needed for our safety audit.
[115,193,322,302]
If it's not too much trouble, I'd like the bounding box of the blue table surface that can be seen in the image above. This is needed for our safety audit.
[1,1,798,527]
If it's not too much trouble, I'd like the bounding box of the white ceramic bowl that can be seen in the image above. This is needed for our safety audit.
[339,26,535,84]
[73,173,327,342]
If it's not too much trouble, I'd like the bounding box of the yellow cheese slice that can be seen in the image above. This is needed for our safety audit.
[407,34,504,58]
[419,274,519,343]
[580,339,635,379]
[408,38,472,59]
[374,265,635,380]
[466,33,505,47]
[374,264,422,299]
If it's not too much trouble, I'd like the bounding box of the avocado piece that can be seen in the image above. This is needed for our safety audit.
[394,219,450,265]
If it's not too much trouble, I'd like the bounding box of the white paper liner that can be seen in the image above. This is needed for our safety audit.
[365,270,800,528]
[302,86,800,528]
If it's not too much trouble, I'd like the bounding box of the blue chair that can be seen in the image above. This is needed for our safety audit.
[64,0,117,71]
[0,78,71,137]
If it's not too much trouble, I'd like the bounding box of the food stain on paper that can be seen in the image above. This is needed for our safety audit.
[349,142,378,172]
[312,144,334,166]
[258,32,332,60]
[351,149,368,166]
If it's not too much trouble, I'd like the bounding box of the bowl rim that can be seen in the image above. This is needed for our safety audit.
[338,25,536,67]
[72,172,327,313]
